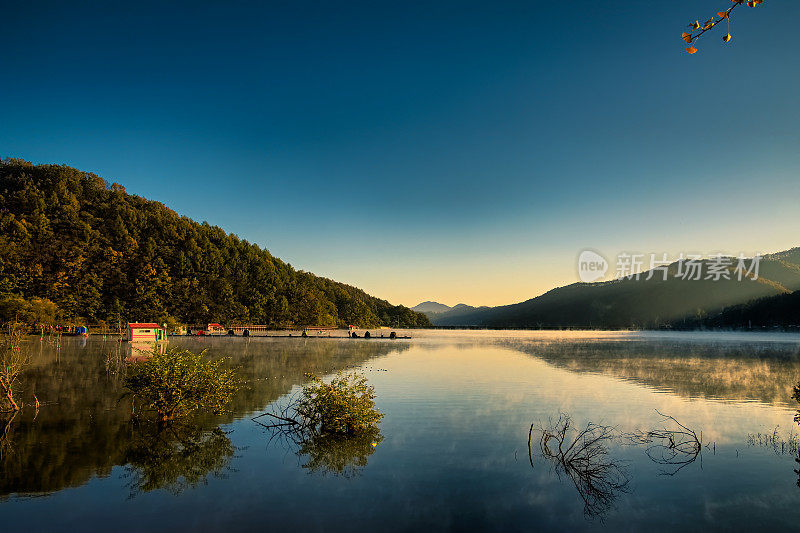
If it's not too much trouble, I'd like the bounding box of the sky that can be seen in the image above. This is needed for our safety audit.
[2,1,799,307]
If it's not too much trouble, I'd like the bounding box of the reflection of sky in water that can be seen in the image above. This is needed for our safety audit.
[2,331,800,530]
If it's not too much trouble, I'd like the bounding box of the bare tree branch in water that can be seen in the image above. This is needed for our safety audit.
[252,393,311,455]
[252,392,308,432]
[531,414,629,520]
[0,324,31,412]
[624,410,703,476]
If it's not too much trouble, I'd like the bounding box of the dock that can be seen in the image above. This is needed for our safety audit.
[186,332,411,339]
[186,324,409,339]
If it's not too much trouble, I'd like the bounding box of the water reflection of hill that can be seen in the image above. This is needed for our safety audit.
[0,337,406,497]
[507,339,800,406]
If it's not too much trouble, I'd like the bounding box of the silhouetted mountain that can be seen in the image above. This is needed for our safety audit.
[411,301,452,315]
[430,251,800,329]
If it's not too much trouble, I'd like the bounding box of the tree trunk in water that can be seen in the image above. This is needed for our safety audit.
[3,389,19,412]
[0,381,19,412]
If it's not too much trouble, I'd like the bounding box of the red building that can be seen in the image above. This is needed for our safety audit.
[123,323,166,342]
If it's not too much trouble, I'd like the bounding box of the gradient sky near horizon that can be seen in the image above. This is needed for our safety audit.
[2,1,799,307]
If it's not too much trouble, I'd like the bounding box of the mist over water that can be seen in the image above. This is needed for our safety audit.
[2,331,800,530]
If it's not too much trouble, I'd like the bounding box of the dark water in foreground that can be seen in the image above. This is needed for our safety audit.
[2,330,800,531]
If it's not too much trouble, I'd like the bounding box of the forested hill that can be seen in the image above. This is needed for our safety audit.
[0,159,430,328]
[671,290,800,330]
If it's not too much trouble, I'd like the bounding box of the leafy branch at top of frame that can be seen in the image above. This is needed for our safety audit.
[682,0,764,54]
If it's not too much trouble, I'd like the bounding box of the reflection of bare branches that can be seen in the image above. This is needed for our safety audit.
[531,414,629,520]
[297,428,382,478]
[252,394,310,458]
[625,410,703,476]
[0,411,18,464]
[104,339,126,379]
[252,392,310,433]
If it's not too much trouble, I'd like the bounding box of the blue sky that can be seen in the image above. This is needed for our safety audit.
[2,1,799,306]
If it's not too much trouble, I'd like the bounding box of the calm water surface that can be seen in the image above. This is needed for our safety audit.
[2,330,800,531]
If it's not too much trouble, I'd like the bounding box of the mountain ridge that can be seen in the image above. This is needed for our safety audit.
[427,251,800,328]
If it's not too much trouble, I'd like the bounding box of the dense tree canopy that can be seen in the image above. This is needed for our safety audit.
[0,159,430,328]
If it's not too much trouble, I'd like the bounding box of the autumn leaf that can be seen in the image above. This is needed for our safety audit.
[682,32,693,43]
[686,46,698,54]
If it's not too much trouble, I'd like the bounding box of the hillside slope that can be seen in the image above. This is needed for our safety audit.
[673,289,800,330]
[0,159,430,328]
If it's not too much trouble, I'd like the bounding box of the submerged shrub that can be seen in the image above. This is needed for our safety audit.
[297,372,383,434]
[125,346,239,422]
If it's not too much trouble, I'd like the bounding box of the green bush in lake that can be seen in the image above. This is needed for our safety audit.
[256,372,384,476]
[124,346,239,423]
[297,372,383,435]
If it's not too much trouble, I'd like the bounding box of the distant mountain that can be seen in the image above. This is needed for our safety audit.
[430,303,489,320]
[411,301,452,315]
[411,301,493,319]
[430,249,800,329]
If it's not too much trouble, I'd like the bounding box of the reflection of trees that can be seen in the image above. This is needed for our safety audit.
[0,337,404,497]
[508,339,800,406]
[530,414,629,520]
[0,338,133,498]
[297,427,382,478]
[124,423,234,496]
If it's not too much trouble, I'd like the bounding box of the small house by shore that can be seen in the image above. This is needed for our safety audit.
[123,323,166,342]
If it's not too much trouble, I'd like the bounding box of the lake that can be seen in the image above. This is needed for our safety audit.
[2,330,800,531]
